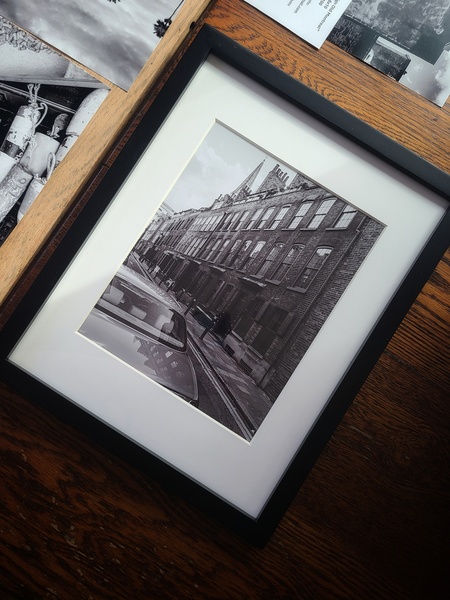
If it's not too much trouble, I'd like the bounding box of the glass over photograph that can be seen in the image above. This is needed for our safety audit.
[79,123,385,441]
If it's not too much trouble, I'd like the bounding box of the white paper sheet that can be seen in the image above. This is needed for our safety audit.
[244,0,352,48]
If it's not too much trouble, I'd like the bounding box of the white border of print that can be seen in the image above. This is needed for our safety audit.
[9,55,447,519]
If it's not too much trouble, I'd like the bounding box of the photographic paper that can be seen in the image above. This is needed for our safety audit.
[79,122,385,440]
[0,16,108,245]
[0,0,187,90]
[328,1,450,107]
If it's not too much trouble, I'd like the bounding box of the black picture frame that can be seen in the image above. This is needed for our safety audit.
[0,25,449,546]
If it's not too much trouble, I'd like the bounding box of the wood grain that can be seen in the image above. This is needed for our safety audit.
[0,0,213,309]
[0,1,449,598]
[206,0,450,170]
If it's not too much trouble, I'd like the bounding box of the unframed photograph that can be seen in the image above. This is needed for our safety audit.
[0,0,187,89]
[79,123,385,440]
[328,0,450,106]
[0,16,108,245]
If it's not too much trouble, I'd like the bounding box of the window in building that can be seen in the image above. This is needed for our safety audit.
[256,243,284,278]
[221,214,233,230]
[192,238,207,257]
[257,206,276,229]
[213,214,224,230]
[259,304,288,329]
[227,212,241,230]
[295,247,332,289]
[227,291,250,330]
[307,199,336,229]
[187,238,197,256]
[223,239,241,265]
[244,208,263,229]
[212,282,235,313]
[234,210,249,230]
[241,241,266,270]
[203,216,213,230]
[251,305,289,355]
[334,204,357,228]
[208,238,225,262]
[269,204,291,229]
[198,239,214,259]
[217,239,232,263]
[184,237,197,255]
[271,244,304,281]
[204,239,222,261]
[287,202,313,229]
[234,297,265,338]
[230,240,252,268]
[207,214,222,231]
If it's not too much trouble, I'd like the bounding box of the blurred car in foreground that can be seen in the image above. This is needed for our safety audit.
[79,265,199,407]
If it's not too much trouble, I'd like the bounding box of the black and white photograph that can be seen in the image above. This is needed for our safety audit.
[0,0,187,89]
[328,0,450,106]
[0,16,109,245]
[79,123,385,441]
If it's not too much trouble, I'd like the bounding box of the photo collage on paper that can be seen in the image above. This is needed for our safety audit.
[79,123,386,441]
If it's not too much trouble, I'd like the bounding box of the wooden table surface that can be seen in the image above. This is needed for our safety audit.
[1,1,449,598]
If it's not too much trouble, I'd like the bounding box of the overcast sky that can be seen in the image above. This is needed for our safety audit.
[163,123,297,214]
[400,49,450,106]
[0,0,180,89]
[373,39,450,106]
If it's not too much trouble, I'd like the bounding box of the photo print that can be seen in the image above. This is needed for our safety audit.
[328,0,450,106]
[79,123,385,441]
[0,16,108,245]
[0,0,187,89]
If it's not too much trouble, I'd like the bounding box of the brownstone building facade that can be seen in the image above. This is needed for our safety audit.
[137,162,384,403]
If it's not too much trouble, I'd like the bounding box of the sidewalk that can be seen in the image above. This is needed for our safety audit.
[183,307,273,431]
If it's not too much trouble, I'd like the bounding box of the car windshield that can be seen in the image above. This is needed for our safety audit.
[96,275,186,350]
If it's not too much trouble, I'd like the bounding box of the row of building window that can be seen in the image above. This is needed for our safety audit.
[175,235,333,289]
[153,198,357,236]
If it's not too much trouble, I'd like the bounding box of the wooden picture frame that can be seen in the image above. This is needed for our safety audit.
[0,26,449,545]
[0,0,212,309]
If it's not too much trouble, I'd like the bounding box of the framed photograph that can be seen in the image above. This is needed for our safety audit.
[0,25,449,545]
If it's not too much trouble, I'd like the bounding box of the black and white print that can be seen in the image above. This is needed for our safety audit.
[0,16,108,245]
[79,123,385,440]
[328,0,450,106]
[0,0,185,89]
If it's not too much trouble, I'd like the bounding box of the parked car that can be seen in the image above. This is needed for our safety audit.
[79,265,199,407]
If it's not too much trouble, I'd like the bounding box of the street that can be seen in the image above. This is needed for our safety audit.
[125,252,272,440]
[187,343,249,438]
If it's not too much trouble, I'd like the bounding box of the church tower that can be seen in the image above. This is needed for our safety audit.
[211,160,266,209]
[256,163,290,194]
[229,160,265,201]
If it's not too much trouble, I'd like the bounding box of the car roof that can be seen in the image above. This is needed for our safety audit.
[118,264,182,312]
[80,310,197,401]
